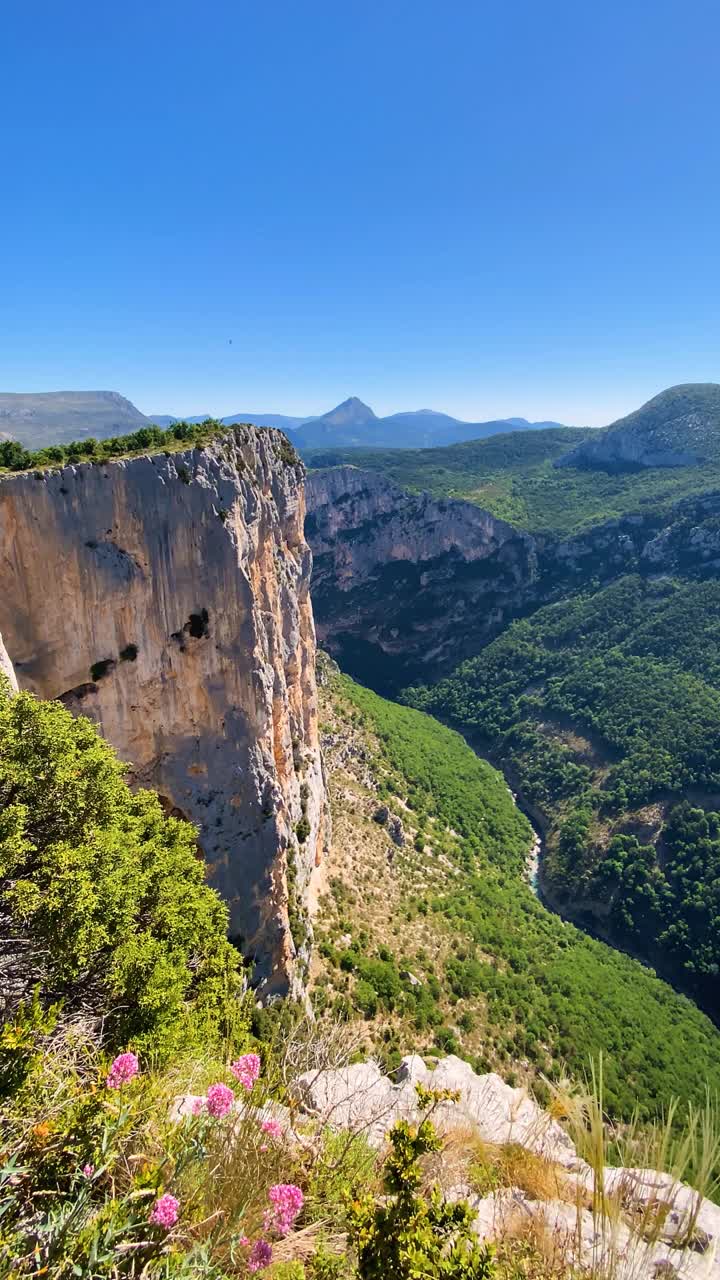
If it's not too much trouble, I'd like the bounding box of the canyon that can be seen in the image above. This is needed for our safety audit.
[0,427,327,995]
[306,463,720,691]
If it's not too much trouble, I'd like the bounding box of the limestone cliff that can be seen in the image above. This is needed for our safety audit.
[0,427,327,995]
[306,466,538,688]
[306,465,720,693]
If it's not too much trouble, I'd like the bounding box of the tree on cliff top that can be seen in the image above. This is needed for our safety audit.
[0,679,245,1057]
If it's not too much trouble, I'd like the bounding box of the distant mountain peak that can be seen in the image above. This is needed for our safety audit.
[317,397,377,427]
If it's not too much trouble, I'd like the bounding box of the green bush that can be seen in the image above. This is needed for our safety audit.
[0,683,245,1060]
[347,1089,495,1279]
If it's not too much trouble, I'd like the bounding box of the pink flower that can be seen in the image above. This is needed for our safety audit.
[264,1183,304,1236]
[247,1239,273,1272]
[261,1118,282,1140]
[229,1052,261,1090]
[238,1235,251,1247]
[106,1052,139,1090]
[191,1096,206,1115]
[149,1193,179,1229]
[206,1082,235,1118]
[82,1163,94,1178]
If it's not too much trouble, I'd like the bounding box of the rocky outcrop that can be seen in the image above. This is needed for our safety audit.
[290,1053,580,1163]
[306,466,538,688]
[555,383,720,472]
[0,427,327,995]
[287,1055,720,1280]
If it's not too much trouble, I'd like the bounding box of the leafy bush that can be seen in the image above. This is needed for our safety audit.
[347,1088,495,1279]
[0,683,245,1061]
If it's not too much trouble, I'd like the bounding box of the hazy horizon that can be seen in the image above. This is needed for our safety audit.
[3,380,711,430]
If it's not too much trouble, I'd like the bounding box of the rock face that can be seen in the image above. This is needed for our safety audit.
[290,1053,580,1164]
[0,427,327,994]
[288,1055,720,1280]
[306,465,720,693]
[306,466,538,688]
[555,383,720,472]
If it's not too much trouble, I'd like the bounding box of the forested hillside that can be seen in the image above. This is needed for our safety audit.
[404,576,720,1016]
[312,662,720,1119]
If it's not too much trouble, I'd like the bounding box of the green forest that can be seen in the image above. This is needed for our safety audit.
[404,575,720,1014]
[327,670,720,1120]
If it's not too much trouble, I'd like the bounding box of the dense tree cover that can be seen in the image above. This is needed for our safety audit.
[304,428,720,536]
[594,805,720,1009]
[335,672,720,1120]
[404,576,720,1012]
[343,679,531,873]
[0,681,244,1057]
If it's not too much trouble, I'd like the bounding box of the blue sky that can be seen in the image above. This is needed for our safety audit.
[2,0,719,426]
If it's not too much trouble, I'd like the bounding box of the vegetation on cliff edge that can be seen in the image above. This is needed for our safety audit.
[0,419,300,475]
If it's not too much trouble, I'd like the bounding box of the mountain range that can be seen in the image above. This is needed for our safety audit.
[0,390,148,449]
[0,390,575,450]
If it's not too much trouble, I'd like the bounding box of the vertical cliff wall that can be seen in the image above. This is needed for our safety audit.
[0,427,327,994]
[305,466,538,689]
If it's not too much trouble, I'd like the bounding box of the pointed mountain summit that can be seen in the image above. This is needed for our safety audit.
[314,396,377,428]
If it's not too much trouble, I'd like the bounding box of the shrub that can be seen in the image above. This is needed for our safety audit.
[354,979,379,1019]
[0,684,245,1062]
[347,1089,495,1279]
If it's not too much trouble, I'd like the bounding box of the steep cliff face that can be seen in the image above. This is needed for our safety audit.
[306,466,538,689]
[306,466,720,695]
[0,427,327,995]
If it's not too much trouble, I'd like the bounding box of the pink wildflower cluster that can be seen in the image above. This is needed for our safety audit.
[149,1193,179,1229]
[259,1116,283,1151]
[247,1239,273,1273]
[264,1183,304,1237]
[82,1164,94,1179]
[106,1052,139,1090]
[206,1082,235,1118]
[261,1118,282,1139]
[230,1052,261,1090]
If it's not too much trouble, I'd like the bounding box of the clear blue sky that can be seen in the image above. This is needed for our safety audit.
[2,0,719,426]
